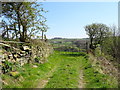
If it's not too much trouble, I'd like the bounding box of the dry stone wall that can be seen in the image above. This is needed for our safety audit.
[0,40,53,73]
[31,40,53,63]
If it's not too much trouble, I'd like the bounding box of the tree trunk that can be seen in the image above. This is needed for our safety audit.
[16,11,22,41]
[6,26,9,39]
[90,37,93,49]
[42,31,44,40]
[14,24,18,38]
[22,25,27,42]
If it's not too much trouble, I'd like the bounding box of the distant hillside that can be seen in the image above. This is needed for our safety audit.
[51,37,63,39]
[48,38,90,52]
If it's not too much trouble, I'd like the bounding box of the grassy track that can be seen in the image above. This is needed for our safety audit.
[44,51,118,88]
[2,51,118,88]
[45,52,85,88]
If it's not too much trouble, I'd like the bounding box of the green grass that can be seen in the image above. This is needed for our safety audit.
[45,52,85,88]
[2,51,62,88]
[2,51,118,88]
[81,56,118,88]
[44,51,118,88]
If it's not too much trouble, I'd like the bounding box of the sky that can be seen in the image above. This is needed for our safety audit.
[41,2,118,39]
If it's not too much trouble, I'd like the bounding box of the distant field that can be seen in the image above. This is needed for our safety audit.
[48,38,89,52]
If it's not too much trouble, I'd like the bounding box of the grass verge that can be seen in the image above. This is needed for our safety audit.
[2,51,61,88]
[81,55,118,88]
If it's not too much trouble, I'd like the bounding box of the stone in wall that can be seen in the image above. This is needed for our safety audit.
[30,40,53,63]
[1,40,53,74]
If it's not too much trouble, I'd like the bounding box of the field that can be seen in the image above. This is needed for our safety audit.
[2,51,117,88]
[48,38,89,52]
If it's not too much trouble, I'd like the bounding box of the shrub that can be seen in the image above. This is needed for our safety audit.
[34,57,41,63]
[2,60,13,74]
